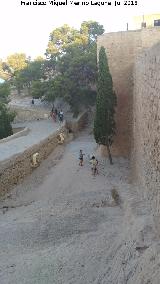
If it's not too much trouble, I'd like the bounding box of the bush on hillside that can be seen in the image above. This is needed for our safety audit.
[0,103,15,139]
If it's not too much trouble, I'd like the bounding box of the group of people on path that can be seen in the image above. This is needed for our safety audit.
[50,107,64,123]
[79,149,99,176]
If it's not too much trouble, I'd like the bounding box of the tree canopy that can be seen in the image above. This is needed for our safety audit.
[6,53,28,72]
[44,21,104,114]
[3,21,105,115]
[0,82,10,103]
[46,21,104,58]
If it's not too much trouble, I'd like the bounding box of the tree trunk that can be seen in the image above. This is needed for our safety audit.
[106,143,113,165]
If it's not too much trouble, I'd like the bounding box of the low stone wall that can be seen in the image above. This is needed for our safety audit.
[0,127,30,144]
[66,112,88,134]
[0,112,88,196]
[0,126,68,196]
[12,106,50,123]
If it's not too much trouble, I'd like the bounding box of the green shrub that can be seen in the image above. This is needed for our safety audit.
[0,103,16,139]
[111,188,120,205]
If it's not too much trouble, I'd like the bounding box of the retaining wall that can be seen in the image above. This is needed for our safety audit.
[0,112,88,196]
[65,112,88,134]
[0,126,68,195]
[12,106,50,123]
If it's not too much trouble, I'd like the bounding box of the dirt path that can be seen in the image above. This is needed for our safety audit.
[0,129,159,284]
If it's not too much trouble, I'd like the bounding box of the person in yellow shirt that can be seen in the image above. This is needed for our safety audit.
[90,156,98,176]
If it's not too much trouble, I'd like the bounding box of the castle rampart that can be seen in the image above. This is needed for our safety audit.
[98,28,160,231]
[97,28,160,156]
[132,43,160,231]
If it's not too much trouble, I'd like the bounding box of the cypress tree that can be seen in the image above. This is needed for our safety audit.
[94,46,117,164]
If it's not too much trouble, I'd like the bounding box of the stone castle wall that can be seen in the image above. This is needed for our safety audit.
[97,28,160,156]
[98,29,160,230]
[132,43,160,229]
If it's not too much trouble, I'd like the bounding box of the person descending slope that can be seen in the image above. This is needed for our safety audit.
[79,150,85,166]
[90,156,98,176]
[59,110,64,123]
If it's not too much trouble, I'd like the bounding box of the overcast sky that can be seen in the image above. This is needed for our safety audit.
[0,0,160,60]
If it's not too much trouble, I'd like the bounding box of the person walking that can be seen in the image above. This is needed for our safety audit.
[59,109,64,123]
[79,150,85,166]
[90,156,99,176]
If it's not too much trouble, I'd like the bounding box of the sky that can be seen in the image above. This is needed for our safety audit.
[0,0,160,60]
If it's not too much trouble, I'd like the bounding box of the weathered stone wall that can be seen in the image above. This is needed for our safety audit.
[65,112,88,134]
[97,28,160,156]
[0,112,88,196]
[132,43,160,230]
[12,106,50,123]
[0,126,69,195]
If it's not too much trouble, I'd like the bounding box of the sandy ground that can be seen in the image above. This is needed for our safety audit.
[0,128,160,284]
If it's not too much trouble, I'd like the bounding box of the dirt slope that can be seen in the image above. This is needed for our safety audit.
[0,129,159,284]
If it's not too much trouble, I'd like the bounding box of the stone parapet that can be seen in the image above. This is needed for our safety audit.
[0,112,88,196]
[0,125,68,195]
[0,127,30,144]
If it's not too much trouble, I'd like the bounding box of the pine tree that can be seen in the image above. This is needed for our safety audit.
[94,46,117,164]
